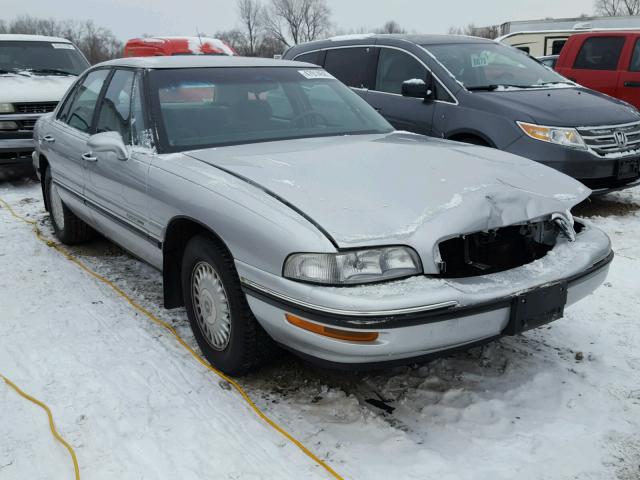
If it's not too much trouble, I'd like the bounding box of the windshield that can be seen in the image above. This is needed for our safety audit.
[0,41,89,76]
[149,67,393,151]
[424,42,571,90]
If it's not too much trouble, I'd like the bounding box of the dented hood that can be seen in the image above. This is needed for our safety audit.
[187,132,588,260]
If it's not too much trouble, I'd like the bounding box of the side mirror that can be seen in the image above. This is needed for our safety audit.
[401,72,435,100]
[87,131,129,161]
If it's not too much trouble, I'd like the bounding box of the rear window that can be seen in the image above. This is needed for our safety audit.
[573,37,625,71]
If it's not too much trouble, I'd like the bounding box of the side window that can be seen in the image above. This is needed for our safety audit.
[629,39,640,72]
[551,40,566,55]
[573,37,626,71]
[324,47,373,89]
[516,47,530,54]
[95,69,135,140]
[295,50,323,66]
[375,48,427,95]
[57,82,81,123]
[130,73,150,147]
[63,69,110,133]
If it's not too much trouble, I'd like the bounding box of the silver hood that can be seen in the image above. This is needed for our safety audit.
[187,132,589,252]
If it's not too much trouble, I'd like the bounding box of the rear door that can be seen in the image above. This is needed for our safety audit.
[46,69,110,198]
[617,35,640,109]
[566,35,625,97]
[366,47,436,135]
[84,69,154,246]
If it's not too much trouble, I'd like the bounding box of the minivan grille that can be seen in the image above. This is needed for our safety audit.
[14,102,58,114]
[578,122,640,157]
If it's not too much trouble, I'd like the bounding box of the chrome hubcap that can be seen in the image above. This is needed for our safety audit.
[191,261,231,350]
[50,184,65,231]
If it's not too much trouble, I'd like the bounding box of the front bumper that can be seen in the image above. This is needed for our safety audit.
[505,135,640,194]
[239,223,612,366]
[0,137,35,177]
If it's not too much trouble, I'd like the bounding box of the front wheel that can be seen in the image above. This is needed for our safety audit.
[44,168,92,244]
[181,234,277,375]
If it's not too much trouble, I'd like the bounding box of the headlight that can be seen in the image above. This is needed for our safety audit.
[283,246,423,285]
[0,103,14,113]
[517,121,586,150]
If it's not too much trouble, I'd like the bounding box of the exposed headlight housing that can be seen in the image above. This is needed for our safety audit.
[517,121,587,150]
[0,103,14,113]
[283,246,423,285]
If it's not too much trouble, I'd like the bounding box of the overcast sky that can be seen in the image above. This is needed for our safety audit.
[4,0,594,40]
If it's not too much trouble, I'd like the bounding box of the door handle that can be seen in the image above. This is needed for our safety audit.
[81,152,97,162]
[624,81,640,87]
[41,135,55,143]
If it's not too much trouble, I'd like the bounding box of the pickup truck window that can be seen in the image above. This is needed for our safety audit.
[64,69,110,133]
[573,37,625,71]
[149,67,392,151]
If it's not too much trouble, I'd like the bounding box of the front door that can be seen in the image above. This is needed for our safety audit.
[366,48,436,136]
[83,69,156,263]
[617,36,640,109]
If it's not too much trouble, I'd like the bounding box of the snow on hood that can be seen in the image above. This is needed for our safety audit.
[186,132,589,260]
[0,73,76,103]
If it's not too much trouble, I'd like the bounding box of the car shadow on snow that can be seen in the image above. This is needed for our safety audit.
[573,190,640,218]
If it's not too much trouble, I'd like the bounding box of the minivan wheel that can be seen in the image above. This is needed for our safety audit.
[181,234,277,376]
[44,168,92,244]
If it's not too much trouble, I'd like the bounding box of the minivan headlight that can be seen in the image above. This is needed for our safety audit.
[0,103,15,113]
[517,121,587,150]
[284,247,423,285]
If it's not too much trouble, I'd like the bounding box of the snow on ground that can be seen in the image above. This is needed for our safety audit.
[1,179,639,480]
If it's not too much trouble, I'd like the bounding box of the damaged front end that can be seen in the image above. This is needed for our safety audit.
[436,214,580,278]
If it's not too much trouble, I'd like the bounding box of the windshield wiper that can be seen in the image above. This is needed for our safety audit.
[467,84,549,91]
[27,68,76,76]
[0,68,30,76]
[535,81,574,86]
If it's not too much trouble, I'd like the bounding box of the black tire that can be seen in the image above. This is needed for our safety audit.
[181,234,277,376]
[44,168,93,244]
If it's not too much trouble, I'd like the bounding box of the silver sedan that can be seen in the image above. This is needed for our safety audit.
[33,56,612,375]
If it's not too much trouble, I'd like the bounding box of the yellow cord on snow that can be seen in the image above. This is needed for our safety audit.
[1,374,81,480]
[0,197,344,480]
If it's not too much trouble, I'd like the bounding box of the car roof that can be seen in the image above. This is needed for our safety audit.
[0,34,73,44]
[97,55,314,69]
[315,33,495,46]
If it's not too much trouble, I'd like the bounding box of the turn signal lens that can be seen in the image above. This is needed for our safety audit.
[285,314,379,342]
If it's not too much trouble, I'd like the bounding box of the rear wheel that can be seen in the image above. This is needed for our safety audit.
[181,234,277,375]
[44,168,92,244]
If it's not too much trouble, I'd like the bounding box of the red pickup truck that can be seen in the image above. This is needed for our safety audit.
[555,31,640,109]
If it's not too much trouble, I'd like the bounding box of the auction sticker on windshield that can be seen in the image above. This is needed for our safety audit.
[471,52,489,68]
[298,70,335,80]
[52,43,76,49]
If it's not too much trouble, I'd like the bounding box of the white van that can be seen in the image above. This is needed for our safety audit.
[0,34,89,178]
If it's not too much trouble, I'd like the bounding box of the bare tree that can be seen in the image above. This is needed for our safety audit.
[375,20,406,34]
[237,0,263,56]
[448,23,499,39]
[264,0,331,47]
[595,0,640,15]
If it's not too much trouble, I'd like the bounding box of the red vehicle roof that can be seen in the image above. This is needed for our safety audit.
[124,36,236,57]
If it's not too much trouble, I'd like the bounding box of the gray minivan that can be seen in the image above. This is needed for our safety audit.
[283,34,640,193]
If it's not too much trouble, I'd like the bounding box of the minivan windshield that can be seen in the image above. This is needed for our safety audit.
[424,42,572,90]
[0,41,89,76]
[149,67,393,150]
